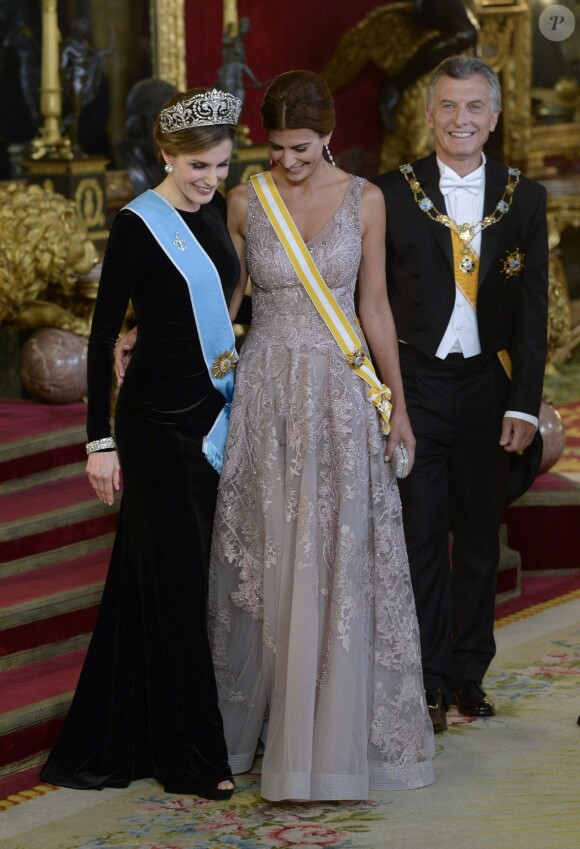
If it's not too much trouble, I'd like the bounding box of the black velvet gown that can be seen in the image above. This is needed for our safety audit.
[40,191,240,794]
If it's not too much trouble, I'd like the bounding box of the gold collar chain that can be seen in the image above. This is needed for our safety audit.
[399,163,521,245]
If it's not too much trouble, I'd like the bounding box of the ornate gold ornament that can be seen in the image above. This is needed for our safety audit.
[0,183,98,335]
[346,348,365,369]
[369,384,393,419]
[459,255,476,275]
[502,249,525,277]
[478,5,531,167]
[152,0,186,90]
[320,3,533,173]
[399,163,521,244]
[74,178,106,229]
[211,350,238,378]
[29,0,72,160]
[320,2,437,172]
[545,193,580,363]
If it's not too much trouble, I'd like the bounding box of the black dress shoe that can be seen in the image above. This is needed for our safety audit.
[425,688,447,733]
[454,681,495,717]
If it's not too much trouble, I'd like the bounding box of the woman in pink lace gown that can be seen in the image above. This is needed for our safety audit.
[209,71,434,801]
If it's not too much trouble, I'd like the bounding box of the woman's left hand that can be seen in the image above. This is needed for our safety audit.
[87,450,121,506]
[385,410,416,474]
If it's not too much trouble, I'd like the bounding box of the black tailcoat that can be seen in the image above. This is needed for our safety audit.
[373,153,548,699]
[374,152,548,417]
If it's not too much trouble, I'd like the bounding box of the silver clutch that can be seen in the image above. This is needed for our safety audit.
[391,442,410,479]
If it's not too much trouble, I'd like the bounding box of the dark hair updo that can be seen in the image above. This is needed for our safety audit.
[260,70,336,136]
[152,88,237,163]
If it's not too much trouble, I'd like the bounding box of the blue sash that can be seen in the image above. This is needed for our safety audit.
[125,190,237,473]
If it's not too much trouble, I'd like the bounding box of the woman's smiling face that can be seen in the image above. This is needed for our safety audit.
[162,137,233,211]
[268,128,331,181]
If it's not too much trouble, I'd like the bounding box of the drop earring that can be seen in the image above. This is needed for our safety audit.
[164,162,174,174]
[324,144,336,167]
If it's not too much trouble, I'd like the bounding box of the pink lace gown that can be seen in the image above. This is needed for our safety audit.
[209,176,434,801]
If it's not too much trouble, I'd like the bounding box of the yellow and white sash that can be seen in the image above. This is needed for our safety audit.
[450,229,512,378]
[250,171,392,433]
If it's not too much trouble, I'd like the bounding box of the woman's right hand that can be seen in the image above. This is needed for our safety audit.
[86,451,121,506]
[114,326,138,386]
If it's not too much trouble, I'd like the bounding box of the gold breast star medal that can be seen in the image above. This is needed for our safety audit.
[347,348,365,369]
[211,350,238,378]
[502,249,525,277]
[459,248,476,275]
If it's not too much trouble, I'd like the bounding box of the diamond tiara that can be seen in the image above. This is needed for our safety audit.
[158,89,243,134]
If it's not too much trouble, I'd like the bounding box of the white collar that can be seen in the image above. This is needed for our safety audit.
[436,153,486,182]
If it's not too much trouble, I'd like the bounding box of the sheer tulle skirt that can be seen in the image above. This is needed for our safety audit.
[209,335,434,801]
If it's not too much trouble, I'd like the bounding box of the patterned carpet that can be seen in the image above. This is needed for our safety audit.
[1,362,578,848]
[1,597,579,849]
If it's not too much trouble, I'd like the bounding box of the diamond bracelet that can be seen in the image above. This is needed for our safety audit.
[86,437,116,455]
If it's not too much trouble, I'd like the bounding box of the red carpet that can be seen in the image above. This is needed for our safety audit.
[0,399,578,801]
[0,649,87,715]
[0,650,88,770]
[0,512,117,564]
[504,473,580,572]
[528,471,577,491]
[0,399,86,482]
[1,474,97,523]
[495,570,580,620]
[0,398,117,791]
[0,400,86,442]
[503,401,580,573]
[1,549,107,606]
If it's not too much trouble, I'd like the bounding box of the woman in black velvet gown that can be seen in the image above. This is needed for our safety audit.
[40,88,242,800]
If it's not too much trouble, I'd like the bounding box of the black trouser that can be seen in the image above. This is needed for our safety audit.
[398,345,511,707]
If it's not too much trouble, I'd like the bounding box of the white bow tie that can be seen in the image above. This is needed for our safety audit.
[439,170,484,196]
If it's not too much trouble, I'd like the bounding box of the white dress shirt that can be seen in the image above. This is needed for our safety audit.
[434,156,538,429]
[436,155,485,359]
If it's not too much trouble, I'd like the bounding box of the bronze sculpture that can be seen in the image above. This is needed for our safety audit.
[60,17,111,154]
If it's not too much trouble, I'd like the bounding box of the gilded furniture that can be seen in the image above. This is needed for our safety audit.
[319,0,579,360]
[150,0,187,91]
[320,2,533,172]
[0,182,98,334]
[542,176,580,364]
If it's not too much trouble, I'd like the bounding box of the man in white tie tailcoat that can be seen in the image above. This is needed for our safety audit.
[373,57,548,733]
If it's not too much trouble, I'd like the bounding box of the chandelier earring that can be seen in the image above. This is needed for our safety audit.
[324,144,336,167]
[164,162,174,174]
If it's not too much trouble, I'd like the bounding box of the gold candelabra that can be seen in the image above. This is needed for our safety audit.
[223,0,239,36]
[29,0,72,160]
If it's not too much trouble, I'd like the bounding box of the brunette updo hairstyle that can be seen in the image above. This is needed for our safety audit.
[153,88,237,162]
[260,71,336,137]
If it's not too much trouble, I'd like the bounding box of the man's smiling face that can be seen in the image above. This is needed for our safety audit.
[425,74,499,176]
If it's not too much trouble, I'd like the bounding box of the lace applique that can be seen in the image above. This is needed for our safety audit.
[208,175,433,793]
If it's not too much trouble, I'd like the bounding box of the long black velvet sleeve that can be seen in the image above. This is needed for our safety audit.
[86,211,143,442]
[87,193,240,444]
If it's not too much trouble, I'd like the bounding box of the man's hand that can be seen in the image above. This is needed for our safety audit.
[499,416,537,453]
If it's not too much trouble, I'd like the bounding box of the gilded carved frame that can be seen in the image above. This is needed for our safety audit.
[150,0,187,90]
